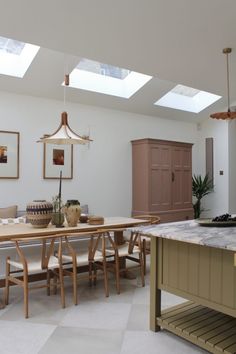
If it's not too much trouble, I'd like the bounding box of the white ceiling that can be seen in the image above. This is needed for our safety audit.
[0,0,236,122]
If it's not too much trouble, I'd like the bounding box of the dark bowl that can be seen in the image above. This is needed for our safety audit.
[79,214,88,223]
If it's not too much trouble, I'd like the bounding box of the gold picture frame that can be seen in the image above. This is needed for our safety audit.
[43,143,73,179]
[0,130,19,179]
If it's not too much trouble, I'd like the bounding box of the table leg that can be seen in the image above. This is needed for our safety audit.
[114,230,125,246]
[150,236,161,332]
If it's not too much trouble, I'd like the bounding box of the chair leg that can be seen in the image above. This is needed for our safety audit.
[23,269,29,319]
[4,257,10,305]
[102,257,109,297]
[139,252,145,287]
[53,272,57,295]
[46,270,51,296]
[93,263,97,286]
[88,261,93,287]
[72,261,78,306]
[143,239,147,276]
[114,252,120,294]
[58,265,65,308]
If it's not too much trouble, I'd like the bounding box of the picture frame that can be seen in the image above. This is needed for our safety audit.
[0,130,19,179]
[43,143,73,179]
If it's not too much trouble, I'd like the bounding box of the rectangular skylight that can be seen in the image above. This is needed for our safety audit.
[154,84,221,113]
[0,36,40,78]
[68,58,152,98]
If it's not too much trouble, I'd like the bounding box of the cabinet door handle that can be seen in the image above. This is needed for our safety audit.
[172,172,175,182]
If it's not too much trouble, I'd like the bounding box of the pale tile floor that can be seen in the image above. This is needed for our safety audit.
[0,260,207,354]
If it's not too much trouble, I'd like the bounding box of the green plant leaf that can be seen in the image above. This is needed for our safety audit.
[192,174,213,218]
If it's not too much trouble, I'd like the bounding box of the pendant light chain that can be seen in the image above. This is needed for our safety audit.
[63,56,69,110]
[210,47,236,120]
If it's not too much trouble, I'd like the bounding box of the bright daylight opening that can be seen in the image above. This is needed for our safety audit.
[0,36,40,78]
[154,84,221,113]
[68,58,152,98]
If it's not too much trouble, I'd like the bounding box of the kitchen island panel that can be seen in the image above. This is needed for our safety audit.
[155,238,236,318]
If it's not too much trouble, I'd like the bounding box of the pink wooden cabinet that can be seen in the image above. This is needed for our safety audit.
[131,138,194,222]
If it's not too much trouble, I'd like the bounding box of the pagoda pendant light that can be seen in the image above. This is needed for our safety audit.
[37,74,92,144]
[210,48,236,120]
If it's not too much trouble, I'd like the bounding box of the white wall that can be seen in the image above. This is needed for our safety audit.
[0,91,199,217]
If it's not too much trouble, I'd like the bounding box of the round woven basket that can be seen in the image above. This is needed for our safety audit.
[26,200,53,228]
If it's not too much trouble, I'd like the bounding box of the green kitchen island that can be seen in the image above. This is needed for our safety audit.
[133,220,236,354]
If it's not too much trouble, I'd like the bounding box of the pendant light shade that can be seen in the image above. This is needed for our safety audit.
[37,75,92,144]
[210,48,236,120]
[38,111,92,145]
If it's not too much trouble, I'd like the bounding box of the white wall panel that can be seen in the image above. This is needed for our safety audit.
[0,91,199,217]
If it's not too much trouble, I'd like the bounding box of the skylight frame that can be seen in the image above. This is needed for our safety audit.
[68,59,152,98]
[154,84,221,113]
[0,36,40,78]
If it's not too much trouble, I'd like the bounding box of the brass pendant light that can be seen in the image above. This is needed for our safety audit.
[37,75,92,144]
[210,48,236,120]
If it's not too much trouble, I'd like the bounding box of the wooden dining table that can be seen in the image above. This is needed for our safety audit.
[0,216,147,242]
[0,216,148,309]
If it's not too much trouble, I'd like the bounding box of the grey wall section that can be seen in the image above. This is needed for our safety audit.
[206,137,214,188]
[228,120,236,214]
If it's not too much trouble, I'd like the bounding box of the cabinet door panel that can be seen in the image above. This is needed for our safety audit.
[182,148,192,208]
[172,169,183,208]
[172,147,192,209]
[182,169,192,207]
[151,169,172,209]
[150,145,172,211]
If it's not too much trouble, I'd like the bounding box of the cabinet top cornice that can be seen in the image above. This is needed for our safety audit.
[131,138,193,147]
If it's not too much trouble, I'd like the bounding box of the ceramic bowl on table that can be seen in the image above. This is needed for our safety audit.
[79,214,88,223]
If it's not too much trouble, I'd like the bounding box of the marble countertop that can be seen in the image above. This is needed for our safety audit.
[130,220,236,252]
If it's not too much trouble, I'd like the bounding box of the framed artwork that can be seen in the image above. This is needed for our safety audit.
[43,143,73,179]
[0,131,19,179]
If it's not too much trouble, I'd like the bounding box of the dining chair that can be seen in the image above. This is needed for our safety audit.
[102,228,145,293]
[4,234,65,318]
[131,215,160,274]
[60,230,115,303]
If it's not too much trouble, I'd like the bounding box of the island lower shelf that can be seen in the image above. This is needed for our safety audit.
[158,301,236,354]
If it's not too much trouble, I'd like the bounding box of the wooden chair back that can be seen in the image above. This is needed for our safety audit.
[11,234,64,270]
[133,215,161,225]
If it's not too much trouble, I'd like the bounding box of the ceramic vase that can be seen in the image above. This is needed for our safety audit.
[26,200,53,228]
[64,200,81,227]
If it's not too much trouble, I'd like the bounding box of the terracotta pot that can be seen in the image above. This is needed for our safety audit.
[64,200,81,227]
[26,200,53,228]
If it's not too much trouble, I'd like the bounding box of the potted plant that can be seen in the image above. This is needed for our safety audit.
[51,194,64,227]
[192,174,213,219]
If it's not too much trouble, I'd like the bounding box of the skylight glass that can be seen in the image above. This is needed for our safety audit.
[69,58,152,98]
[154,84,221,113]
[77,58,130,80]
[0,37,25,55]
[0,36,40,78]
